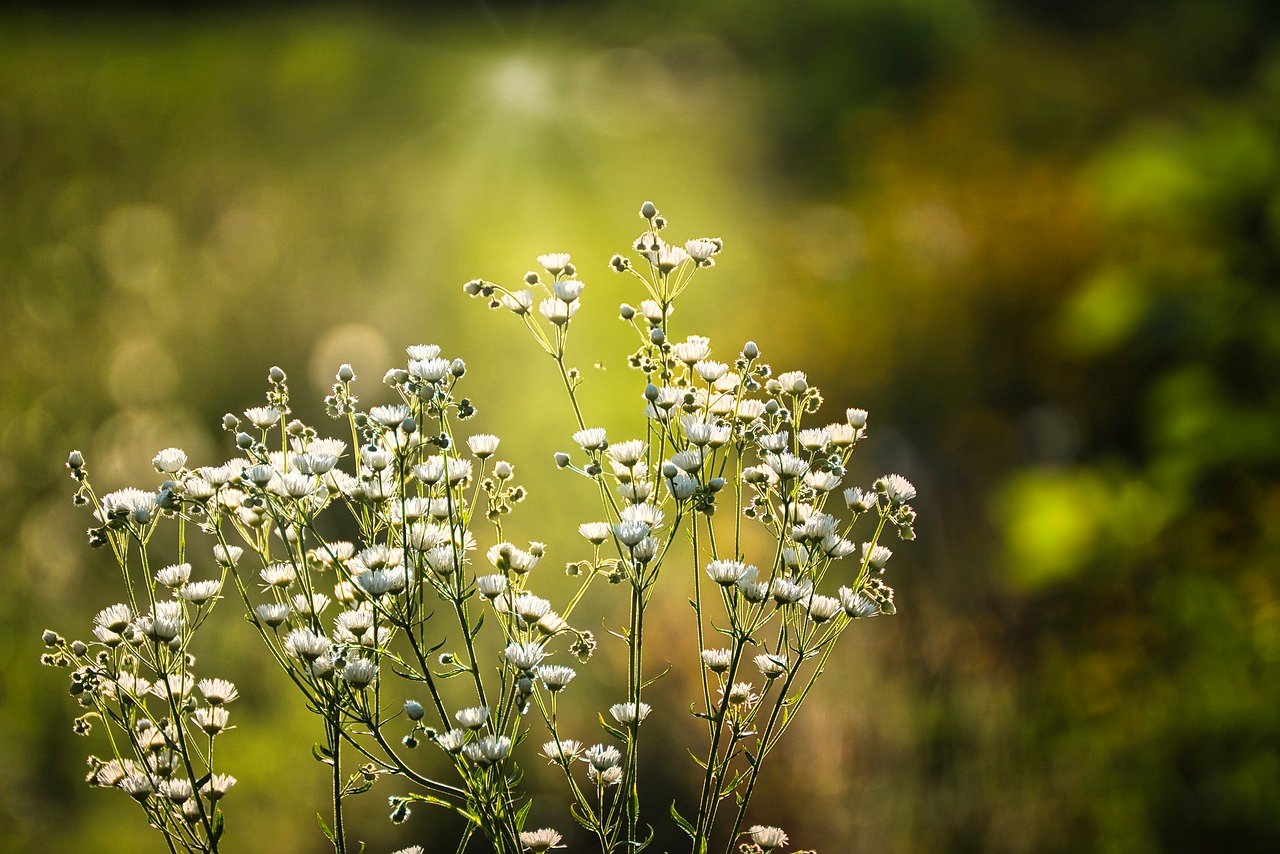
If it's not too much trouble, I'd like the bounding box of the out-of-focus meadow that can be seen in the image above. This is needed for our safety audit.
[3,1,1279,850]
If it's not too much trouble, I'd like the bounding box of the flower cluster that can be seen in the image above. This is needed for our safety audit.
[47,202,915,854]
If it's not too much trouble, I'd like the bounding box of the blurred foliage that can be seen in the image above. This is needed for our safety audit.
[2,1,1279,851]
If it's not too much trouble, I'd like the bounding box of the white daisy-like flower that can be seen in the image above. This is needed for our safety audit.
[608,702,651,725]
[735,399,767,422]
[671,449,704,473]
[283,628,330,660]
[796,428,829,451]
[536,664,577,692]
[178,580,221,605]
[805,470,841,492]
[467,434,500,459]
[653,243,689,272]
[462,735,512,766]
[94,603,133,633]
[409,357,450,383]
[367,404,410,428]
[749,825,789,850]
[406,344,442,361]
[846,408,869,429]
[341,658,377,688]
[119,774,154,801]
[839,586,881,618]
[606,439,646,466]
[201,774,237,801]
[512,593,552,624]
[537,252,571,274]
[684,237,722,262]
[843,486,879,513]
[577,522,611,544]
[694,359,728,382]
[572,427,608,451]
[213,544,243,567]
[243,406,281,428]
[827,423,858,446]
[880,473,917,504]
[805,595,843,624]
[293,452,338,475]
[638,299,672,324]
[435,728,466,754]
[198,678,239,705]
[155,563,191,588]
[191,706,231,736]
[580,743,622,770]
[152,447,187,473]
[539,298,579,326]
[503,641,547,671]
[769,577,809,605]
[255,602,290,627]
[519,828,565,852]
[502,289,534,314]
[613,520,651,547]
[590,765,624,787]
[159,778,193,803]
[701,648,733,673]
[862,542,893,569]
[671,335,711,364]
[706,560,752,586]
[99,488,157,519]
[552,279,584,302]
[619,503,664,528]
[541,738,583,762]
[259,562,296,588]
[724,681,758,706]
[754,653,788,679]
[455,706,489,729]
[475,574,508,599]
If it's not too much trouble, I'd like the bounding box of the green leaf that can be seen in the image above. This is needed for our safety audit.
[211,809,224,843]
[669,802,695,838]
[569,801,597,832]
[316,813,335,844]
[514,798,533,831]
[312,743,334,766]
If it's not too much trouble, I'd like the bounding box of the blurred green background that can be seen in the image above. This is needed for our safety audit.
[3,1,1280,851]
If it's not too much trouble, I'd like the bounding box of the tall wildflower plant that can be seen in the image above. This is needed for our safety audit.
[44,202,916,854]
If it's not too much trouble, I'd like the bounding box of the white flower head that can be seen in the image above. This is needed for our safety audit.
[754,653,788,679]
[609,702,651,725]
[536,664,577,692]
[749,825,789,850]
[879,473,917,504]
[537,253,571,275]
[706,560,752,586]
[467,434,500,459]
[455,706,490,729]
[462,734,512,766]
[552,279,584,302]
[503,641,547,671]
[520,828,565,852]
[539,298,580,326]
[152,447,187,473]
[572,427,608,451]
